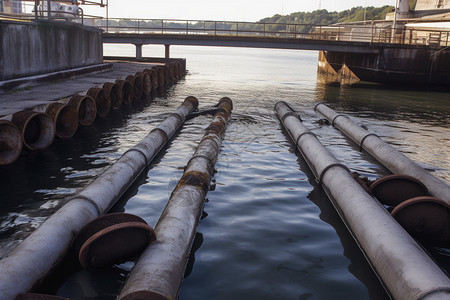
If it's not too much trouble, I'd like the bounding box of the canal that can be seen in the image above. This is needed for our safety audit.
[1,45,449,299]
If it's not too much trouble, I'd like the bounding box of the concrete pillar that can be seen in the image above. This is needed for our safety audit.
[135,44,143,60]
[165,44,170,59]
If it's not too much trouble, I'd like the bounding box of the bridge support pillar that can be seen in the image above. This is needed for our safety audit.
[165,44,170,59]
[135,44,143,60]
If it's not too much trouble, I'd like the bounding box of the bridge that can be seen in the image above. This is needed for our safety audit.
[100,18,450,59]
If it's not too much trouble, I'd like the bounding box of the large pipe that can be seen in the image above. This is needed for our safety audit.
[275,101,450,300]
[103,82,122,110]
[0,97,199,300]
[314,103,450,203]
[144,68,159,90]
[115,79,133,105]
[136,71,151,96]
[119,97,233,300]
[127,75,143,100]
[87,87,111,118]
[0,120,23,165]
[68,95,97,126]
[10,110,55,150]
[44,102,79,139]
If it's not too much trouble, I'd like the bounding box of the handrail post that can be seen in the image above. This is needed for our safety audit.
[236,22,238,36]
[264,23,266,36]
[161,19,164,34]
[371,21,374,44]
[47,0,50,20]
[214,21,216,36]
[186,20,189,34]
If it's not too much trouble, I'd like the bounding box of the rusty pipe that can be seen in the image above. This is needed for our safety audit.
[119,97,233,300]
[157,66,165,87]
[0,97,199,300]
[136,71,151,96]
[144,68,159,90]
[87,87,111,118]
[0,120,23,165]
[103,82,122,109]
[68,95,97,126]
[10,110,55,150]
[127,75,143,100]
[44,103,79,139]
[275,101,450,300]
[314,103,450,204]
[115,79,133,105]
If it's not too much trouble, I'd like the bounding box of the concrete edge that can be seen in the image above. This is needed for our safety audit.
[0,63,113,92]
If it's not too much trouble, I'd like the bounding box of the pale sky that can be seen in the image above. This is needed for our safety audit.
[82,0,395,22]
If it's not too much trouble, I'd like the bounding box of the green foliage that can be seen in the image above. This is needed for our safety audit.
[259,5,394,26]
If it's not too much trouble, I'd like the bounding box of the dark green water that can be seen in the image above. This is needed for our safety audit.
[0,45,448,299]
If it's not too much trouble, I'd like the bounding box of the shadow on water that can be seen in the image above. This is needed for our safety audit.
[314,80,450,125]
[279,124,391,300]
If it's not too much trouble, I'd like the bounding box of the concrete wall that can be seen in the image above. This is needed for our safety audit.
[318,48,450,86]
[416,0,450,10]
[0,20,103,81]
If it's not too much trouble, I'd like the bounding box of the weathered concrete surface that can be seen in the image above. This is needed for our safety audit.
[0,61,162,118]
[0,19,103,81]
[318,48,450,86]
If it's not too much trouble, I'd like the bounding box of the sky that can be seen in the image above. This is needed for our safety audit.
[81,0,396,22]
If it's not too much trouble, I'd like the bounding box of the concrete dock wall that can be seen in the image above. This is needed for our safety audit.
[0,20,103,81]
[318,48,450,86]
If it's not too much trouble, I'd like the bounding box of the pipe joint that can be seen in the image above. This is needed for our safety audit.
[317,163,351,185]
[331,114,348,126]
[359,133,380,151]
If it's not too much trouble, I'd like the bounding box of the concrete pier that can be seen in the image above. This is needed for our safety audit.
[318,48,450,86]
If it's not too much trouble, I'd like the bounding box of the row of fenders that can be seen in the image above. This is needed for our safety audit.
[0,61,186,165]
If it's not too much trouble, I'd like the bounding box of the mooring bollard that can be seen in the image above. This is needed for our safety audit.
[118,97,233,300]
[275,101,450,300]
[0,97,199,300]
[314,103,450,203]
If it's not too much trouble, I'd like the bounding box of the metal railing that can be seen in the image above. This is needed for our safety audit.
[99,18,450,47]
[0,0,105,25]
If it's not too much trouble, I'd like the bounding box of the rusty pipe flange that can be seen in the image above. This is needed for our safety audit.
[391,196,450,246]
[71,212,149,257]
[370,174,429,206]
[68,95,97,126]
[45,102,79,138]
[184,96,199,109]
[78,221,156,269]
[127,75,143,99]
[103,82,122,109]
[87,87,111,118]
[0,120,23,165]
[136,71,151,96]
[11,110,55,150]
[115,79,133,105]
[16,293,71,300]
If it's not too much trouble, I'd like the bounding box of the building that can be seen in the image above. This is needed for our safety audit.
[1,0,22,14]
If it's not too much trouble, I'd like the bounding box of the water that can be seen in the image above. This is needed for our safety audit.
[1,44,449,299]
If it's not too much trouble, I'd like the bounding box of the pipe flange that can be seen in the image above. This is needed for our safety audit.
[314,102,325,111]
[281,111,302,123]
[170,112,183,123]
[295,131,316,149]
[359,133,379,151]
[331,114,347,127]
[186,155,214,170]
[123,147,149,165]
[316,163,351,185]
[68,195,102,217]
[150,127,169,143]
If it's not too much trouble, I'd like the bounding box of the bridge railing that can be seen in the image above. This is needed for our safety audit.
[98,18,450,47]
